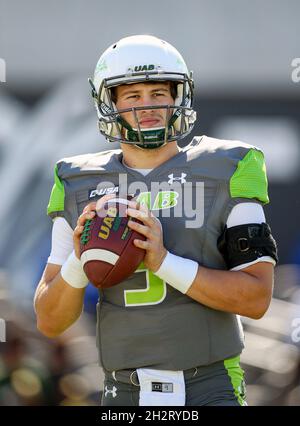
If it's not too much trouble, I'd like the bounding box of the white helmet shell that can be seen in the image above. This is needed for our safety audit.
[93,35,189,94]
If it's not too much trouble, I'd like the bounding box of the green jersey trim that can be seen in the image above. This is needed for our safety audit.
[224,355,247,406]
[47,164,65,215]
[230,149,269,204]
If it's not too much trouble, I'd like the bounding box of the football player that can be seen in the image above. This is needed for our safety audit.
[34,35,278,406]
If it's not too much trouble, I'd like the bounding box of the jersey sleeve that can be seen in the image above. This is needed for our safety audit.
[229,148,269,204]
[47,217,74,265]
[47,163,66,220]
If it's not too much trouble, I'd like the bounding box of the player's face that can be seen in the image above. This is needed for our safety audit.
[115,82,175,129]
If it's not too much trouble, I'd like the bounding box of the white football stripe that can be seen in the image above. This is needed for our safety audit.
[81,249,119,266]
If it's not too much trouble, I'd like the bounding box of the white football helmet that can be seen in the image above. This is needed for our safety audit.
[89,35,196,149]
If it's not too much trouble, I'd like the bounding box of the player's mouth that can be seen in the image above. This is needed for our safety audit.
[139,117,162,127]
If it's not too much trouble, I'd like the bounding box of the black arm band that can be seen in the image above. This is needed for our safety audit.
[217,223,278,270]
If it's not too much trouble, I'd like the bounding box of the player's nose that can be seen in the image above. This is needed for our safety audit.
[139,92,155,108]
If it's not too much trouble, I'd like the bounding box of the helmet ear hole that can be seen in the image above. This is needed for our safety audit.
[170,82,178,101]
[110,87,117,104]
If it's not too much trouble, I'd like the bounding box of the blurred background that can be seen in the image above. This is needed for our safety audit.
[0,0,300,406]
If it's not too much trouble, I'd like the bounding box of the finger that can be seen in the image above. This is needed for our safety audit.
[128,200,138,209]
[128,220,151,238]
[137,203,157,223]
[128,208,160,230]
[95,194,118,213]
[83,202,97,214]
[74,225,84,239]
[133,239,149,250]
[83,202,96,214]
[77,210,96,226]
[126,207,152,224]
[138,203,151,215]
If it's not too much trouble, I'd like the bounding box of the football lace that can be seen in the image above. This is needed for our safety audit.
[80,219,92,245]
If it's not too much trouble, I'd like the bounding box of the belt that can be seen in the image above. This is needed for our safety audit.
[103,366,199,386]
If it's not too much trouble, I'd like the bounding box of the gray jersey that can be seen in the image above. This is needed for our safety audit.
[47,136,269,371]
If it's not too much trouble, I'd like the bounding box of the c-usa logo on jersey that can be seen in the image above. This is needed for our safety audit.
[89,186,119,198]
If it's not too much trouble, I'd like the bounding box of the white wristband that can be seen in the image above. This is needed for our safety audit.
[155,251,198,294]
[60,251,89,289]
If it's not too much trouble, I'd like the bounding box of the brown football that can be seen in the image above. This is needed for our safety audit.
[79,197,146,289]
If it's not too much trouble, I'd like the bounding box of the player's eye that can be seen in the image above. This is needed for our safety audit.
[126,95,139,100]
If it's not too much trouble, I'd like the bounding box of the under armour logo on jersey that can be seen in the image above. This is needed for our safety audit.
[167,173,187,184]
[104,385,117,398]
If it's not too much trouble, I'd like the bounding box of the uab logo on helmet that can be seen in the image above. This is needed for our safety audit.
[134,64,155,72]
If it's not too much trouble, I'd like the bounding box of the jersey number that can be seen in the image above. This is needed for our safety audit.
[124,262,167,307]
[124,191,174,307]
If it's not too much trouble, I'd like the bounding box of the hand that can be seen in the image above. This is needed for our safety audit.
[73,194,116,259]
[126,201,167,272]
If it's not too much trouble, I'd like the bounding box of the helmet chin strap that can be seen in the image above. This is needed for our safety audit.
[125,127,167,149]
[136,142,167,150]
